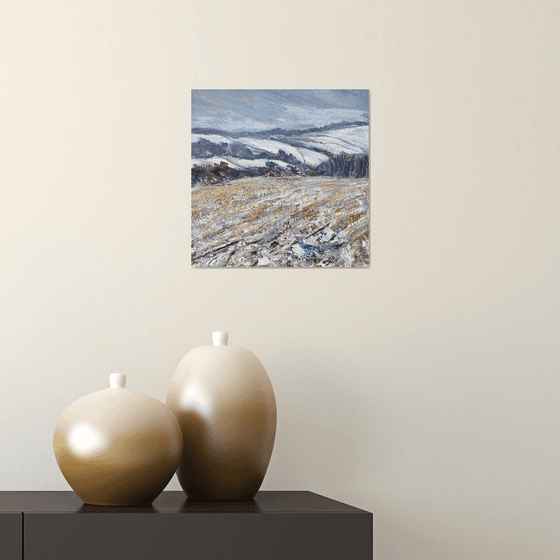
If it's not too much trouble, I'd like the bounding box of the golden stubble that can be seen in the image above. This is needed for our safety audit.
[192,176,369,267]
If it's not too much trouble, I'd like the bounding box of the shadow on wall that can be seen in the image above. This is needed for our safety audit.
[375,518,473,560]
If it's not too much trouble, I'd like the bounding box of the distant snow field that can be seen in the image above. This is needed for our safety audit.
[191,122,369,173]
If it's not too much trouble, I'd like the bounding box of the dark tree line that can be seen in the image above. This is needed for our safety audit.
[316,155,369,178]
[191,155,369,186]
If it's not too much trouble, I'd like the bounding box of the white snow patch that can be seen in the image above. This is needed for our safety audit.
[192,134,234,145]
[298,148,330,166]
[191,157,290,170]
[229,158,290,169]
[288,125,369,155]
[324,126,369,151]
[237,138,304,161]
[295,138,363,155]
[191,157,237,168]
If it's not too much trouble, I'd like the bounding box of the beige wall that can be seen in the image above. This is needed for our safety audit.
[1,0,559,558]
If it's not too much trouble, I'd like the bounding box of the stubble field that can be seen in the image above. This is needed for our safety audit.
[191,176,369,267]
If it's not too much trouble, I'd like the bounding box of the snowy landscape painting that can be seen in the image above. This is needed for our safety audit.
[191,89,369,267]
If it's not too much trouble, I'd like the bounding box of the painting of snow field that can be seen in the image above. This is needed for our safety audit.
[191,89,369,267]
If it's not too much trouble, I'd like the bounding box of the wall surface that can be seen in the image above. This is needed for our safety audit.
[1,1,560,558]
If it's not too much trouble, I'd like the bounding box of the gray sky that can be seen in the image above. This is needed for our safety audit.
[192,89,369,132]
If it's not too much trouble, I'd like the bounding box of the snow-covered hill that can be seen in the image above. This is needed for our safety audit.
[191,122,369,182]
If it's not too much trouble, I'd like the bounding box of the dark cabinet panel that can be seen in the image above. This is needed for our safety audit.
[24,512,372,560]
[0,512,21,560]
[0,491,372,560]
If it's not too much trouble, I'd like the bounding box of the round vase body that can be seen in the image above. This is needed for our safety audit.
[53,374,183,506]
[166,332,277,500]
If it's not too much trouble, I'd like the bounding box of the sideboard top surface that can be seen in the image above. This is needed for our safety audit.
[0,491,370,514]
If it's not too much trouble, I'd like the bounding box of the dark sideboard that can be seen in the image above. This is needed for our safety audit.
[0,491,372,560]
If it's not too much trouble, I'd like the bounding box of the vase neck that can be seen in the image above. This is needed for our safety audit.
[212,332,229,346]
[109,373,126,388]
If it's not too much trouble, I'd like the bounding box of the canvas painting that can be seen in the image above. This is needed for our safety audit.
[191,89,369,267]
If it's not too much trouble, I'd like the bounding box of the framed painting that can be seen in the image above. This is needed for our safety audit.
[191,89,369,267]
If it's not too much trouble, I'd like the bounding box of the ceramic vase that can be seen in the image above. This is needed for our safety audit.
[53,373,183,506]
[166,332,277,500]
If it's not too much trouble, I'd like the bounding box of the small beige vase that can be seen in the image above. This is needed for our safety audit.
[166,332,277,500]
[53,373,183,506]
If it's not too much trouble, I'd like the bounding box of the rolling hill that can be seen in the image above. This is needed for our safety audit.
[191,121,369,184]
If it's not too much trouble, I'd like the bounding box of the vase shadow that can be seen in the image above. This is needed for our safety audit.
[78,503,157,513]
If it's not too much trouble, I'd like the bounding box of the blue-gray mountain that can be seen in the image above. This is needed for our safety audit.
[191,121,369,185]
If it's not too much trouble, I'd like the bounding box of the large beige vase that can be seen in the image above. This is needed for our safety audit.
[53,373,183,506]
[166,332,277,500]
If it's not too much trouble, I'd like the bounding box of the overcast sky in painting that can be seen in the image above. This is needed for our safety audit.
[192,89,369,132]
